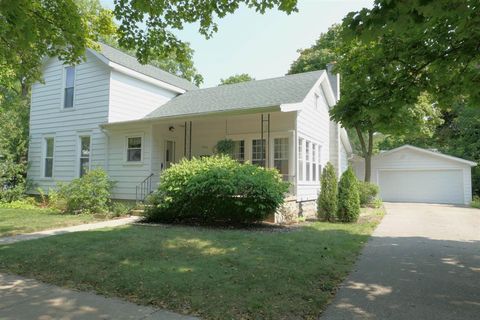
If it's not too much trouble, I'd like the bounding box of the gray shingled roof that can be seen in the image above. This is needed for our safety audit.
[97,43,198,91]
[145,70,325,119]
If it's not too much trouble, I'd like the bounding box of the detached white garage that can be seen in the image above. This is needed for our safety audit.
[352,145,477,205]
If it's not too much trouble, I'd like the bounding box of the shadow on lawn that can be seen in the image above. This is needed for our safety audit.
[3,224,478,319]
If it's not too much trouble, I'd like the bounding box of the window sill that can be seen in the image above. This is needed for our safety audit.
[123,161,144,166]
[59,107,75,112]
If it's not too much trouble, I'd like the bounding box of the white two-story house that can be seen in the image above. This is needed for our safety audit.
[28,43,352,222]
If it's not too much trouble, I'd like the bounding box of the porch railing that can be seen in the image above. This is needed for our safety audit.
[136,173,155,203]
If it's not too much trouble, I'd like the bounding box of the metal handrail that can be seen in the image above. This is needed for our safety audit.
[136,173,155,203]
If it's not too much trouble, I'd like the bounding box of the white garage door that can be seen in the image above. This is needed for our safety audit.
[378,169,464,204]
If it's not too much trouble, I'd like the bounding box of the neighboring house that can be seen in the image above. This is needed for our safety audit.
[28,43,352,222]
[352,145,477,205]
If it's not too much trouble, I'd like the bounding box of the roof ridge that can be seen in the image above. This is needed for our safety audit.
[188,70,325,93]
[96,42,198,90]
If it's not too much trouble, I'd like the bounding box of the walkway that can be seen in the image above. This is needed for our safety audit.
[0,216,141,245]
[321,202,480,320]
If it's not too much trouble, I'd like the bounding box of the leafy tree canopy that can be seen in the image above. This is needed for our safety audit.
[113,0,299,64]
[342,0,480,108]
[219,74,255,86]
[0,0,116,95]
[330,35,442,181]
[288,24,341,74]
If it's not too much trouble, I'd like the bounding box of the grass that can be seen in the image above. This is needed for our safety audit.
[0,207,384,319]
[0,208,110,237]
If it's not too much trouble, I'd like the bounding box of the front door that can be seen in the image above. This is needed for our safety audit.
[165,140,175,169]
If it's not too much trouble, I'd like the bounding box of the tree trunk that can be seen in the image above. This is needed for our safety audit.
[355,126,374,182]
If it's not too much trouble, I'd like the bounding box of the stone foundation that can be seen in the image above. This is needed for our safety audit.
[275,197,317,224]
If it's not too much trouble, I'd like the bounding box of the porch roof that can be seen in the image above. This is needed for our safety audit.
[144,70,325,119]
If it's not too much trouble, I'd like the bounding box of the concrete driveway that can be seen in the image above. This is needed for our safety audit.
[321,202,480,320]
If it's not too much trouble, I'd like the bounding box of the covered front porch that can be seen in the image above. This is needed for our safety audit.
[104,110,298,201]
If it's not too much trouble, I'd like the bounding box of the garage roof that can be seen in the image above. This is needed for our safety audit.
[379,145,477,166]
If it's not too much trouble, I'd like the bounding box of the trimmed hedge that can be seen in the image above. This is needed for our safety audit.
[317,162,338,221]
[145,156,289,224]
[358,181,379,207]
[337,167,360,222]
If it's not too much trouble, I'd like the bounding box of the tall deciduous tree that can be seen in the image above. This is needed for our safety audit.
[330,38,442,182]
[0,0,116,97]
[219,74,255,86]
[113,0,299,64]
[288,24,341,74]
[342,0,480,109]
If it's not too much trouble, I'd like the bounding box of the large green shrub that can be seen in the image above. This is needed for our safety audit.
[358,181,379,207]
[337,167,360,222]
[145,156,289,224]
[58,169,113,214]
[317,162,338,221]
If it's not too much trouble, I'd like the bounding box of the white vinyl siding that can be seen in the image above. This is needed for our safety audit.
[108,71,177,123]
[27,51,110,192]
[296,82,332,200]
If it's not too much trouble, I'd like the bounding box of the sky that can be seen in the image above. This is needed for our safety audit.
[100,0,374,88]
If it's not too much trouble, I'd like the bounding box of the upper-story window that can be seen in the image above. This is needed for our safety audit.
[64,66,75,108]
[314,93,320,110]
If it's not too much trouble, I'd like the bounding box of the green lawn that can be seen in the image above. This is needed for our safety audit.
[0,208,109,237]
[0,208,384,319]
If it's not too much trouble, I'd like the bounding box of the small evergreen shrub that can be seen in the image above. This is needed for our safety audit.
[317,162,338,221]
[337,167,360,222]
[58,169,113,214]
[358,181,379,207]
[472,196,480,209]
[145,156,289,224]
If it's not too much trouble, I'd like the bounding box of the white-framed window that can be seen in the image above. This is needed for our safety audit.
[314,93,320,110]
[43,137,54,178]
[126,136,142,162]
[251,139,266,167]
[63,66,75,108]
[318,145,322,181]
[305,141,311,181]
[312,143,317,181]
[79,136,91,177]
[274,138,289,180]
[298,137,304,181]
[232,140,245,163]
